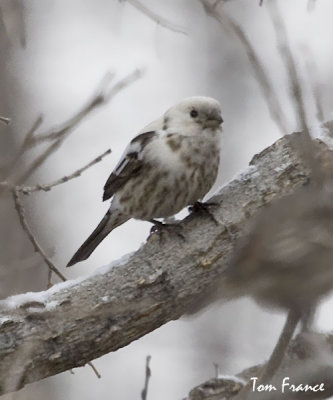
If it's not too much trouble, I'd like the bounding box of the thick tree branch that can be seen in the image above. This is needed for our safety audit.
[0,132,329,394]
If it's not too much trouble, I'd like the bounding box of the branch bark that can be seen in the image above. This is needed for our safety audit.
[0,132,327,395]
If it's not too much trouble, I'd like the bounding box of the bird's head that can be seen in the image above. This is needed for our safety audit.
[163,96,223,135]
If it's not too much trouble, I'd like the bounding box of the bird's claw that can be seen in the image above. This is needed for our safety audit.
[149,219,185,242]
[189,201,219,225]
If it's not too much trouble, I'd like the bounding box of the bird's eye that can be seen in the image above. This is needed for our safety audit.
[190,109,198,118]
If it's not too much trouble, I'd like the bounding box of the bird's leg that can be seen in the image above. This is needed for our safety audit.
[234,309,301,400]
[149,219,185,242]
[189,201,219,225]
[259,308,301,383]
[300,306,316,332]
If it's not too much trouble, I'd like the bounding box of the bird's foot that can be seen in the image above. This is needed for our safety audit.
[149,219,185,242]
[189,201,219,225]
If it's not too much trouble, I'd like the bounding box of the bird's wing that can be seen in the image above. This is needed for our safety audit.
[103,131,157,201]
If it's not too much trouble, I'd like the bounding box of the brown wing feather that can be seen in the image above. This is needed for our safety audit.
[103,131,157,201]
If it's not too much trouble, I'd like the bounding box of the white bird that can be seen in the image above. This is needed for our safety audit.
[67,96,223,267]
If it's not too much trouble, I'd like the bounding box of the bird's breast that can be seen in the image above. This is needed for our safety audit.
[115,134,220,220]
[144,133,219,174]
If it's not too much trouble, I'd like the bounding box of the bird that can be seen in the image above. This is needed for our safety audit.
[67,96,223,267]
[226,186,333,312]
[224,186,333,389]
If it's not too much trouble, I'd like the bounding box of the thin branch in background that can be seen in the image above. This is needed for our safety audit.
[11,187,67,282]
[6,115,44,175]
[303,46,325,122]
[0,0,26,48]
[259,0,263,6]
[307,0,318,12]
[212,0,224,8]
[20,115,44,153]
[213,362,220,378]
[267,1,321,180]
[0,115,11,125]
[16,69,143,184]
[141,355,152,400]
[28,74,115,147]
[199,0,288,134]
[17,148,112,195]
[123,0,187,35]
[12,188,101,378]
[267,1,308,133]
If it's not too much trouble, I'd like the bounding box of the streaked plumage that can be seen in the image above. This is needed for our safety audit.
[67,96,223,267]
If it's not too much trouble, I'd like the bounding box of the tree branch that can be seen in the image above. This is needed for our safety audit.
[17,148,111,195]
[0,131,329,395]
[122,0,187,35]
[141,355,152,400]
[11,187,67,283]
[15,69,142,183]
[199,0,288,134]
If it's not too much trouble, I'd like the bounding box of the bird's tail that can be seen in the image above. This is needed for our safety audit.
[66,209,129,267]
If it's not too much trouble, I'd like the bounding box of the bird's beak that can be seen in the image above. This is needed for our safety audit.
[206,111,223,128]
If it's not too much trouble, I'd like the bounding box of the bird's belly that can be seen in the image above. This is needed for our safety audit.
[116,156,219,220]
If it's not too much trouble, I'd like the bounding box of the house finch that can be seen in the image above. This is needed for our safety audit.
[228,186,333,312]
[67,96,223,267]
[226,186,333,388]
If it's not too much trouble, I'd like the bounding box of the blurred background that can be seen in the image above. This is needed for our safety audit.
[1,0,333,399]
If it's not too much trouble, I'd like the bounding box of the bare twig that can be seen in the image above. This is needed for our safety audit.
[28,74,115,147]
[213,362,220,378]
[17,148,112,195]
[16,69,143,183]
[0,0,26,48]
[20,115,44,153]
[123,0,187,35]
[199,0,288,134]
[11,187,101,378]
[267,1,308,133]
[0,115,10,125]
[141,355,152,400]
[307,0,318,12]
[5,116,44,175]
[11,187,67,282]
[267,1,321,181]
[303,47,325,122]
[259,0,263,6]
[212,0,224,8]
